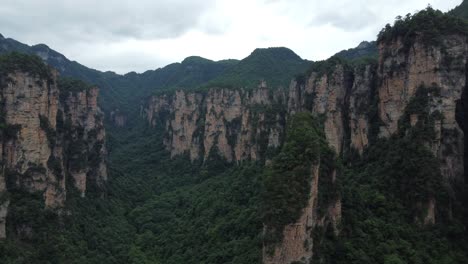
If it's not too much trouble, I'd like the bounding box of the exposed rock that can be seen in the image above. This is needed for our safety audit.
[146,84,286,162]
[110,109,127,127]
[378,35,467,183]
[263,166,319,264]
[0,69,107,238]
[349,65,376,153]
[144,31,467,263]
[263,164,341,264]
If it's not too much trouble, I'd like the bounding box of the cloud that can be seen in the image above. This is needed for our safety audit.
[0,0,217,41]
[0,0,463,73]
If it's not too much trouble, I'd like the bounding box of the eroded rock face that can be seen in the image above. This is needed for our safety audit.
[288,66,353,154]
[0,70,107,238]
[146,83,287,162]
[378,35,467,183]
[263,165,341,264]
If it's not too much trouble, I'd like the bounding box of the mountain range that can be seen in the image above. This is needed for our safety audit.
[0,1,467,264]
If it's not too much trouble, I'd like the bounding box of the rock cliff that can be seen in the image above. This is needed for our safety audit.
[0,55,107,239]
[378,35,467,184]
[146,81,287,163]
[145,30,467,263]
[263,164,341,264]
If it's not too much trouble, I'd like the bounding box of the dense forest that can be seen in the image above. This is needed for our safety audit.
[0,2,468,264]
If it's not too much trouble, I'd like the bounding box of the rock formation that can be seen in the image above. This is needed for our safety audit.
[145,30,467,263]
[146,82,287,163]
[0,65,107,239]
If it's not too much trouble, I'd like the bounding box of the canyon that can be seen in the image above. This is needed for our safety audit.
[0,3,467,263]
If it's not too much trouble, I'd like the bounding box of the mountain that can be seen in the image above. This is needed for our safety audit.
[0,35,239,126]
[0,4,468,264]
[144,7,468,263]
[0,36,310,127]
[450,0,468,20]
[334,41,378,60]
[205,47,311,89]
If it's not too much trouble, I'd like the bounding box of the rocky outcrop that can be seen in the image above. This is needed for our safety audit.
[0,69,107,238]
[288,64,380,155]
[263,165,341,264]
[146,82,286,162]
[378,35,467,183]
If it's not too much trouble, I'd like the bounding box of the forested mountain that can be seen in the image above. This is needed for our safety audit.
[334,41,378,60]
[451,0,468,20]
[0,35,239,122]
[0,37,310,125]
[0,2,467,264]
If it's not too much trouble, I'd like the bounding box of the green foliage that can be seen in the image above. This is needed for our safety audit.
[398,84,442,141]
[39,115,56,148]
[299,52,377,91]
[0,118,265,263]
[203,47,311,90]
[304,56,348,79]
[449,0,468,20]
[319,133,467,263]
[57,77,93,94]
[1,5,467,263]
[0,52,52,80]
[334,41,378,61]
[312,84,467,263]
[261,113,337,244]
[249,101,287,160]
[129,164,262,264]
[377,7,468,50]
[0,124,21,140]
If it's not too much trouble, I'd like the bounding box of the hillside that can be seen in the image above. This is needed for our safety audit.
[450,0,468,20]
[334,41,378,60]
[204,47,311,89]
[0,35,238,123]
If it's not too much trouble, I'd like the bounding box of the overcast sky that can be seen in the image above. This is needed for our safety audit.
[0,0,462,74]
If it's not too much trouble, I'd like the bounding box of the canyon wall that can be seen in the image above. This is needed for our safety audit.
[146,81,287,163]
[0,68,107,238]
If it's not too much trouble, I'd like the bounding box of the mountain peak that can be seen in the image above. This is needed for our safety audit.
[249,47,302,61]
[32,43,51,51]
[181,56,213,65]
[450,0,468,19]
[334,41,378,60]
[356,41,373,49]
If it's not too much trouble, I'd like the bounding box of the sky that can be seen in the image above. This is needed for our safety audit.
[0,0,462,74]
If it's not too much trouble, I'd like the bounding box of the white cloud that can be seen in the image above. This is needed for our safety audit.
[0,0,463,73]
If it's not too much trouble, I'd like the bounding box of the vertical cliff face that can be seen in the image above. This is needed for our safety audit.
[378,35,467,183]
[146,82,287,163]
[59,86,107,195]
[288,63,380,156]
[0,65,107,238]
[263,165,341,264]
